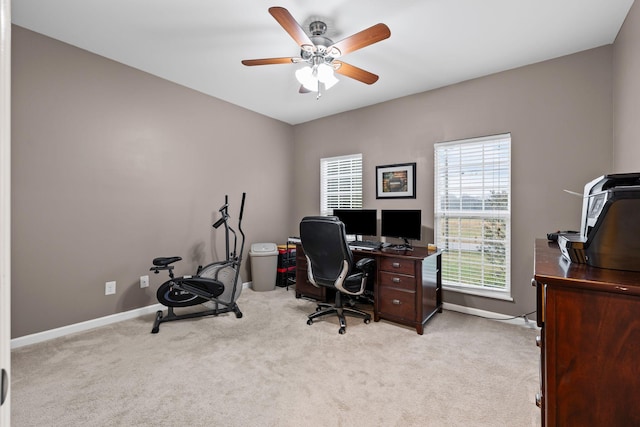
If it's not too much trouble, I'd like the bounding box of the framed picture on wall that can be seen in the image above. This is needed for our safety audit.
[376,162,416,199]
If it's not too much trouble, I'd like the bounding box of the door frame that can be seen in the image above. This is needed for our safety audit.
[0,0,11,423]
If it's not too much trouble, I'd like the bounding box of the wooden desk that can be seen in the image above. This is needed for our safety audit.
[295,244,442,334]
[533,239,640,426]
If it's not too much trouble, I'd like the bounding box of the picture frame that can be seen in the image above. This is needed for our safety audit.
[376,162,416,199]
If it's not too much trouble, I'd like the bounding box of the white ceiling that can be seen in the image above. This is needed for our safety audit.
[12,0,635,125]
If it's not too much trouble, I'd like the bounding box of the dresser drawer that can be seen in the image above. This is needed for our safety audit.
[379,257,415,276]
[379,271,415,291]
[378,287,416,320]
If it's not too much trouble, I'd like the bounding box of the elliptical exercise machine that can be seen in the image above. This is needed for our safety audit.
[149,193,246,333]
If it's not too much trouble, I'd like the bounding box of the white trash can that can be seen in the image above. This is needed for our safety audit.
[249,243,278,291]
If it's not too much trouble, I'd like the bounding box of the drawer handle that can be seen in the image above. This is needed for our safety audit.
[535,392,542,408]
[392,277,401,283]
[392,299,401,305]
[392,262,401,268]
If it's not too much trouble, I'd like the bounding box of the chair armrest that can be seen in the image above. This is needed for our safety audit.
[355,257,375,274]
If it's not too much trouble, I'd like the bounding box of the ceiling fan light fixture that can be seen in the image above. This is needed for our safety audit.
[317,63,339,89]
[295,64,339,92]
[295,66,318,91]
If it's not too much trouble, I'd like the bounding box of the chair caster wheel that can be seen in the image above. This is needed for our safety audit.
[307,319,313,325]
[338,327,346,335]
[364,318,371,324]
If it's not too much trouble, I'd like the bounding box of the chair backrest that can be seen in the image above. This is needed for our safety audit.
[299,216,354,289]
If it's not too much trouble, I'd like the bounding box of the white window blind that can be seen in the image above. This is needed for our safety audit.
[434,134,511,299]
[320,154,363,216]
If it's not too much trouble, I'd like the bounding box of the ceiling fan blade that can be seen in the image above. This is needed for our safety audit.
[299,85,312,94]
[268,6,315,52]
[333,61,379,85]
[241,57,297,66]
[327,23,391,57]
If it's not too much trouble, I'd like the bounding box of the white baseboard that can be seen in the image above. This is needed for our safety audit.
[11,303,164,349]
[12,281,254,349]
[443,302,538,329]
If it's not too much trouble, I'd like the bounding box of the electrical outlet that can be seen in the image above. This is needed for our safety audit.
[105,281,116,295]
[140,275,149,288]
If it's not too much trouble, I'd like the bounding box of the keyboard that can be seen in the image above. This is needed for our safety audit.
[349,240,382,250]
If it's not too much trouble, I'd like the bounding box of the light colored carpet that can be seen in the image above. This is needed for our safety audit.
[11,287,541,426]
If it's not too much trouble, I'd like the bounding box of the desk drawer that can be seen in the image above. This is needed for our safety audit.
[378,287,416,320]
[295,268,325,300]
[379,271,415,291]
[296,255,307,269]
[379,257,415,276]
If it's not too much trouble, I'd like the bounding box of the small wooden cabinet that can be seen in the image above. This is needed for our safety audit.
[533,239,640,426]
[294,247,328,302]
[295,244,442,334]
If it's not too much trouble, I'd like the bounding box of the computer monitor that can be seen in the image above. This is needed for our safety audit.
[332,209,377,237]
[381,210,421,246]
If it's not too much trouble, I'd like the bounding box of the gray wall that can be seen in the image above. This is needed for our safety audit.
[614,0,640,171]
[292,46,613,318]
[11,26,294,337]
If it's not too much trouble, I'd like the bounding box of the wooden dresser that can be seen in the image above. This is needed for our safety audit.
[533,239,640,426]
[295,243,442,334]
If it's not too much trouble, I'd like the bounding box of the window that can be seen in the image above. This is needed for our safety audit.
[434,134,511,299]
[320,154,363,216]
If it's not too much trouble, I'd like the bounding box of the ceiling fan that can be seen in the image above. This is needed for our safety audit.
[241,7,391,97]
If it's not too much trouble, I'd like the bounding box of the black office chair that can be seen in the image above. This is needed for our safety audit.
[299,216,375,334]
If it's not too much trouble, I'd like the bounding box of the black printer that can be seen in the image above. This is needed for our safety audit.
[558,172,640,271]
